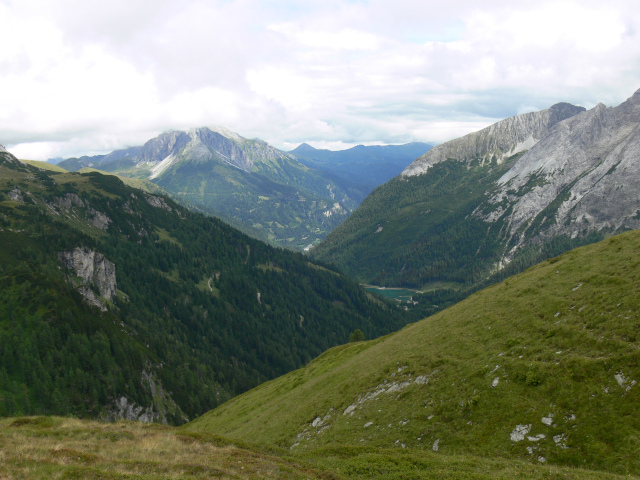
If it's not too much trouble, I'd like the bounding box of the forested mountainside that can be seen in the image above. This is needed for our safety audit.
[188,228,640,475]
[311,90,640,304]
[59,127,368,250]
[0,146,405,424]
[290,142,432,195]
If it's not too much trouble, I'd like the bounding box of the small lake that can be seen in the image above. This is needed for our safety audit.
[364,285,421,302]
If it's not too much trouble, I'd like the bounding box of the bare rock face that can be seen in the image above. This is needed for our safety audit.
[76,286,108,312]
[54,194,111,230]
[402,88,640,266]
[109,396,159,423]
[56,193,85,210]
[87,207,112,230]
[58,247,117,307]
[8,187,25,203]
[402,103,585,177]
[145,193,172,211]
[485,88,640,260]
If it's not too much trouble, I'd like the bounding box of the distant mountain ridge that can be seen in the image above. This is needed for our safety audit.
[59,127,367,250]
[59,131,429,250]
[291,142,432,194]
[312,89,640,300]
[59,127,292,177]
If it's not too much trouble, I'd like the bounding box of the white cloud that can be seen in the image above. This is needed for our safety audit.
[2,0,640,159]
[269,24,381,51]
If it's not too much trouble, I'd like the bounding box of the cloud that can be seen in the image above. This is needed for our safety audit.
[268,24,381,51]
[2,0,640,159]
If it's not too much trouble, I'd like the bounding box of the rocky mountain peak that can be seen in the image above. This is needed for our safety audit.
[547,102,587,128]
[139,130,191,163]
[202,126,245,143]
[291,143,316,153]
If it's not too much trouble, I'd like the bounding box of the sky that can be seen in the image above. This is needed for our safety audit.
[2,0,640,160]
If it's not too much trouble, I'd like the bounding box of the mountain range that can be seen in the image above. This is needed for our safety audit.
[0,145,406,423]
[58,128,427,251]
[311,89,640,307]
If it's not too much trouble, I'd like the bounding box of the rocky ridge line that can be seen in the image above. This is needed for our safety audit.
[402,103,585,177]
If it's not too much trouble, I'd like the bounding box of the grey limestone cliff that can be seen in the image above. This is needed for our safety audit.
[58,247,117,310]
[311,88,640,290]
[402,103,585,177]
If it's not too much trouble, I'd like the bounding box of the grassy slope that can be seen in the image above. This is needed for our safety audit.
[18,160,168,195]
[2,417,632,480]
[77,167,169,194]
[20,159,68,173]
[187,229,640,475]
[0,416,332,479]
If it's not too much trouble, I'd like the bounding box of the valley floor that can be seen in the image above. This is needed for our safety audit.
[0,416,635,480]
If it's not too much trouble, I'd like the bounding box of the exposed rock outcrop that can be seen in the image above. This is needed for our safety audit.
[102,369,188,424]
[87,206,112,230]
[313,88,640,289]
[145,193,172,211]
[56,193,85,210]
[402,103,585,177]
[8,187,25,203]
[53,194,111,230]
[58,247,117,310]
[109,396,159,423]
